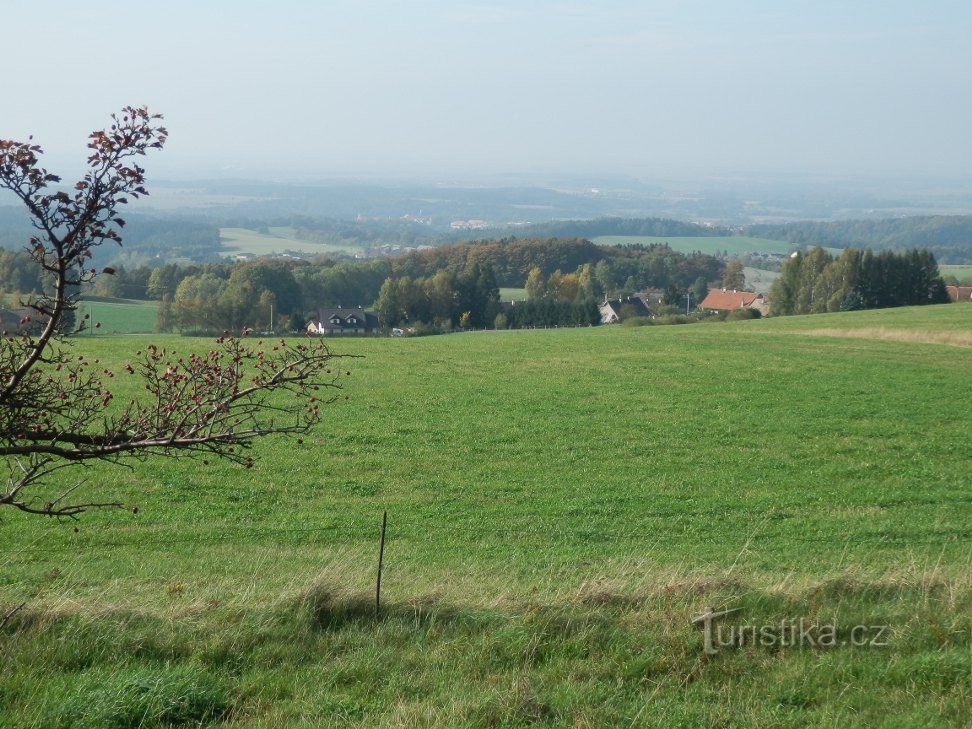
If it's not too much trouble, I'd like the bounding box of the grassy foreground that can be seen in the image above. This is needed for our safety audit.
[1,305,970,727]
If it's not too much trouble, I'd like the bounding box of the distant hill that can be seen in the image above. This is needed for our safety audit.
[0,206,222,266]
[744,216,972,263]
[501,217,732,239]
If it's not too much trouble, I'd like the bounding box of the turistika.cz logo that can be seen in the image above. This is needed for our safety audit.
[691,607,890,655]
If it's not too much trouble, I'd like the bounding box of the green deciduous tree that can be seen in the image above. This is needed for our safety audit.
[770,246,949,316]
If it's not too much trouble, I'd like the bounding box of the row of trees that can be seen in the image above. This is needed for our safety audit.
[747,215,972,264]
[503,299,601,329]
[372,263,608,331]
[516,265,601,327]
[2,230,726,334]
[769,247,950,315]
[374,263,499,329]
[96,258,388,333]
[389,237,724,292]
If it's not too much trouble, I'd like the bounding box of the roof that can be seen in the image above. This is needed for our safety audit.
[312,308,379,329]
[946,285,972,302]
[699,288,762,311]
[601,297,651,318]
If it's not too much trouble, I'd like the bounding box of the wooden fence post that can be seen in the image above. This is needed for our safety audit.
[375,510,387,618]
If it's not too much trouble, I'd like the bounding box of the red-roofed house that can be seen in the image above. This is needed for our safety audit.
[699,289,768,314]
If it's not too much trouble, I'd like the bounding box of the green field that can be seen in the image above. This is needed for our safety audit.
[76,297,160,335]
[743,266,780,291]
[499,287,528,302]
[593,234,794,256]
[2,306,970,726]
[940,264,972,283]
[220,227,360,258]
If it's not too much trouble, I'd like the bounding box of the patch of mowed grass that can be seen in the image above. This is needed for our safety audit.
[940,264,972,282]
[498,287,528,302]
[76,298,159,335]
[593,234,794,256]
[219,228,357,257]
[755,302,970,335]
[2,307,970,725]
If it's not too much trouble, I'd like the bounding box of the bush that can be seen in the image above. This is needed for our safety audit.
[726,308,761,321]
[655,314,694,325]
[655,304,682,317]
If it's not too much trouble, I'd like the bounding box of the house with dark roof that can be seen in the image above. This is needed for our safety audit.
[599,296,651,324]
[306,308,379,335]
[699,288,767,314]
[945,285,972,302]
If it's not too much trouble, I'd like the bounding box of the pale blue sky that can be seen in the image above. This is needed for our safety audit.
[4,1,971,180]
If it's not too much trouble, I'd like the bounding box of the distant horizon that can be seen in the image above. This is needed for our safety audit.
[19,154,972,191]
[4,1,970,185]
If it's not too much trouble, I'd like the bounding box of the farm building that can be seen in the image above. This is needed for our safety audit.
[599,296,651,324]
[945,285,972,302]
[699,288,768,315]
[306,308,379,335]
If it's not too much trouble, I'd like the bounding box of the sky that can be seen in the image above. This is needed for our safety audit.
[3,1,971,182]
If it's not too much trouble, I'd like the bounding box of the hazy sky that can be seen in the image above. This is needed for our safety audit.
[4,1,971,181]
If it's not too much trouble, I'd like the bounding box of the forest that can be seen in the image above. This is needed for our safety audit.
[0,237,724,334]
[768,246,950,315]
[746,215,972,264]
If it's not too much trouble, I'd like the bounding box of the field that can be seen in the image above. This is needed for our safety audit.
[76,297,160,335]
[219,227,360,258]
[743,266,780,291]
[498,287,528,302]
[593,234,793,256]
[940,264,972,283]
[1,306,970,726]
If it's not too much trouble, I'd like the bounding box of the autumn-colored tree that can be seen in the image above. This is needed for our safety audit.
[0,108,349,517]
[722,258,746,291]
[524,266,547,301]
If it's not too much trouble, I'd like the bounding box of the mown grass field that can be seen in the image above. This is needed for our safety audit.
[1,305,970,726]
[940,264,972,283]
[743,265,779,292]
[76,297,160,335]
[219,228,360,258]
[498,287,528,302]
[593,235,793,256]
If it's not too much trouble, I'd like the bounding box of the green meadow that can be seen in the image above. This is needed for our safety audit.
[1,305,969,726]
[940,264,972,283]
[498,287,528,302]
[76,297,160,335]
[219,228,360,258]
[593,234,793,256]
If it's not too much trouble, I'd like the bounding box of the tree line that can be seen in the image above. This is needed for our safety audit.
[0,237,726,333]
[374,263,500,330]
[769,247,950,315]
[746,216,972,265]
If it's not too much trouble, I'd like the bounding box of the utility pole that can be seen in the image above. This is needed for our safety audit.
[685,292,691,316]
